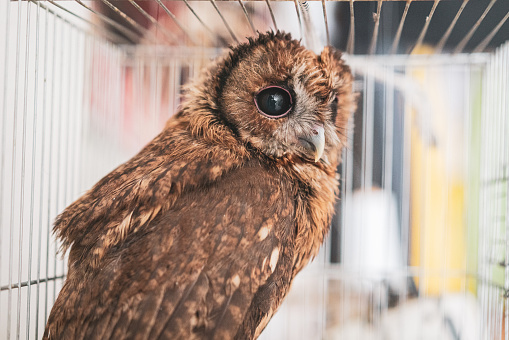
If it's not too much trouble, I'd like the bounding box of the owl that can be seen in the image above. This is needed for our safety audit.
[43,31,354,339]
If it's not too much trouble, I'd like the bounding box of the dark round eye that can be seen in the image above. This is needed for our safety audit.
[254,86,293,118]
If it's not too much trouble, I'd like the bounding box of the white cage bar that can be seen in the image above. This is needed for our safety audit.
[1,0,508,339]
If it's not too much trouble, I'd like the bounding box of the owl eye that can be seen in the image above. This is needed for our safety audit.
[254,86,293,118]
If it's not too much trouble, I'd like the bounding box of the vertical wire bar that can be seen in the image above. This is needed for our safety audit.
[173,58,180,115]
[422,67,433,305]
[357,73,369,329]
[485,52,497,338]
[477,60,484,337]
[494,47,504,339]
[209,0,239,44]
[66,28,77,211]
[495,47,504,339]
[102,42,110,168]
[461,63,470,305]
[163,54,171,116]
[440,65,452,311]
[478,52,489,339]
[340,90,354,333]
[169,58,175,115]
[495,42,509,340]
[293,0,303,40]
[410,0,440,54]
[491,41,504,338]
[63,26,75,212]
[0,1,11,335]
[379,63,389,330]
[137,56,144,147]
[348,71,355,322]
[117,47,126,155]
[156,0,200,45]
[60,24,74,287]
[128,0,177,45]
[454,0,496,54]
[321,0,330,46]
[363,65,374,189]
[504,44,509,340]
[146,52,151,138]
[78,33,91,213]
[150,55,158,134]
[70,29,83,200]
[113,46,119,177]
[364,69,374,330]
[383,66,394,208]
[360,73,368,190]
[8,1,23,337]
[264,0,278,31]
[484,54,494,339]
[99,40,107,182]
[17,2,32,338]
[238,0,256,35]
[390,0,411,54]
[489,45,499,340]
[473,10,509,53]
[103,39,109,151]
[103,43,113,191]
[155,58,162,132]
[485,52,496,340]
[401,65,412,312]
[26,3,41,336]
[472,64,485,338]
[465,64,480,338]
[382,65,395,320]
[68,28,80,219]
[52,17,66,306]
[368,0,383,55]
[416,64,427,304]
[35,6,48,338]
[44,11,57,325]
[320,248,326,340]
[35,2,48,339]
[339,80,350,338]
[435,0,468,53]
[346,0,355,54]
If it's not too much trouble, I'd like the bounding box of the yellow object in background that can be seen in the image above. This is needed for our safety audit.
[408,47,469,295]
[409,125,467,295]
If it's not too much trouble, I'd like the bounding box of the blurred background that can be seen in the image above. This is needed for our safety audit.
[1,0,509,339]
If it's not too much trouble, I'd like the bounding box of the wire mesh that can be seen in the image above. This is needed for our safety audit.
[0,1,508,339]
[19,0,507,54]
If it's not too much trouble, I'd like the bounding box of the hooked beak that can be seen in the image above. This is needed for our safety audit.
[297,124,325,162]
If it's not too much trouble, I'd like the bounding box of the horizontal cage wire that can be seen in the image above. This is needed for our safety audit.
[0,0,508,339]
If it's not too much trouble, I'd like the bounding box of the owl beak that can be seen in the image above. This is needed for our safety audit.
[298,124,325,162]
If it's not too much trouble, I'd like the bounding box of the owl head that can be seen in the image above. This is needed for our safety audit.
[182,31,354,169]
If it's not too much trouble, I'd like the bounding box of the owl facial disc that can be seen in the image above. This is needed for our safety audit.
[297,124,325,162]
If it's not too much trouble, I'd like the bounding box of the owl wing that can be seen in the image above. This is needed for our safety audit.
[45,162,296,340]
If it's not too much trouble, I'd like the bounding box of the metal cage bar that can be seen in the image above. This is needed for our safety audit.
[1,1,509,339]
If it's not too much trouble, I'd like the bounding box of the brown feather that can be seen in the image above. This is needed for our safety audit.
[44,31,355,340]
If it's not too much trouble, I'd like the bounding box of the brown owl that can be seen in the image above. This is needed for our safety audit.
[43,31,354,339]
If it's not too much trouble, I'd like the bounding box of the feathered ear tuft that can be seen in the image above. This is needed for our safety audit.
[319,46,344,66]
[318,46,357,147]
[318,46,349,89]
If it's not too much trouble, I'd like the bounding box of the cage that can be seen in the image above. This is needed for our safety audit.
[0,0,508,339]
